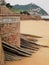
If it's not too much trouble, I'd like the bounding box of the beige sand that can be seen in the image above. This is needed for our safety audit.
[6,20,49,65]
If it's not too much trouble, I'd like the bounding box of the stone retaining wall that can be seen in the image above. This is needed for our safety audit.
[0,36,5,65]
[0,16,20,47]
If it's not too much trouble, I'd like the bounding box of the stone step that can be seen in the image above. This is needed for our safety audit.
[2,42,32,57]
[4,51,23,61]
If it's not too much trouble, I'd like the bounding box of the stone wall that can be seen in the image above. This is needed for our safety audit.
[0,16,20,47]
[0,36,5,65]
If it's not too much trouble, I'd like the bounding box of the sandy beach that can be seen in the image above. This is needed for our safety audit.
[6,20,49,65]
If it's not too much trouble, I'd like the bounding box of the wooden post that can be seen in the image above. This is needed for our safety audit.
[0,36,5,65]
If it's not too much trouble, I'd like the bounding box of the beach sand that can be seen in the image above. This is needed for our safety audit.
[5,20,49,65]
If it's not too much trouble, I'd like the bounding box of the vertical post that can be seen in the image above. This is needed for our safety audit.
[0,36,5,65]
